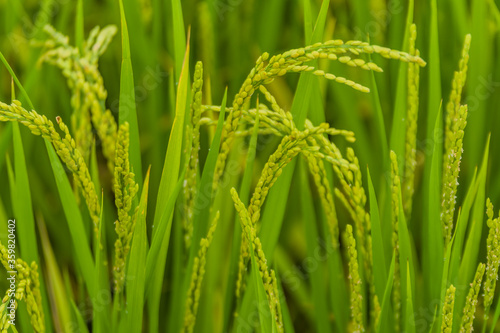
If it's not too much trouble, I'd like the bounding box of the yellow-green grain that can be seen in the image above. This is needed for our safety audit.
[184,61,204,248]
[344,224,364,332]
[483,199,500,319]
[113,122,139,294]
[390,150,401,332]
[460,263,485,332]
[441,285,456,333]
[0,101,100,231]
[441,34,472,244]
[403,24,421,218]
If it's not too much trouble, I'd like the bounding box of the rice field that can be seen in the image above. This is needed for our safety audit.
[0,0,499,332]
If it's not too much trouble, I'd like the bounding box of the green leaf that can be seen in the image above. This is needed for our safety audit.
[367,167,387,302]
[90,141,102,205]
[173,89,228,333]
[152,41,190,238]
[448,170,478,283]
[144,167,186,291]
[389,0,414,175]
[465,0,491,174]
[369,64,389,174]
[428,305,439,333]
[0,51,34,109]
[426,0,442,140]
[222,106,260,332]
[421,1,442,305]
[405,262,415,333]
[397,177,415,331]
[118,0,142,186]
[147,35,190,332]
[423,105,444,305]
[38,215,72,331]
[189,88,227,258]
[11,96,53,333]
[490,296,500,333]
[377,252,396,332]
[75,0,84,52]
[93,194,108,333]
[171,0,187,82]
[275,269,295,333]
[328,248,349,332]
[71,299,90,333]
[454,135,490,330]
[126,168,150,333]
[299,159,330,332]
[45,140,95,296]
[12,122,38,263]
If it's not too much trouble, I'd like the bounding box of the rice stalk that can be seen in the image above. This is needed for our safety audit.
[183,212,219,333]
[441,285,456,332]
[483,199,500,321]
[441,34,472,244]
[184,61,204,248]
[403,23,421,218]
[460,262,485,332]
[390,150,402,332]
[344,224,364,333]
[113,122,139,294]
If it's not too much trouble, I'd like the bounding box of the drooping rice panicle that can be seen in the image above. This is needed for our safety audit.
[344,224,364,333]
[333,147,371,260]
[483,199,500,319]
[332,146,375,314]
[37,25,118,172]
[460,262,485,332]
[441,285,456,332]
[113,122,139,294]
[403,24,421,218]
[441,34,472,244]
[213,40,426,193]
[201,103,356,141]
[390,150,402,332]
[246,124,353,224]
[0,290,17,331]
[57,116,101,228]
[184,61,204,248]
[231,118,355,300]
[234,127,324,299]
[0,242,44,333]
[0,101,100,230]
[231,189,284,332]
[183,212,219,333]
[258,85,296,133]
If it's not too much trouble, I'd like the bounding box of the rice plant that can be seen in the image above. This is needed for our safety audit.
[0,0,499,332]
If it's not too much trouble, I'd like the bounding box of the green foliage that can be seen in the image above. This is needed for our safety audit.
[0,1,499,332]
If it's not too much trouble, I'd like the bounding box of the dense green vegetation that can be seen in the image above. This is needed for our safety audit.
[0,0,499,332]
